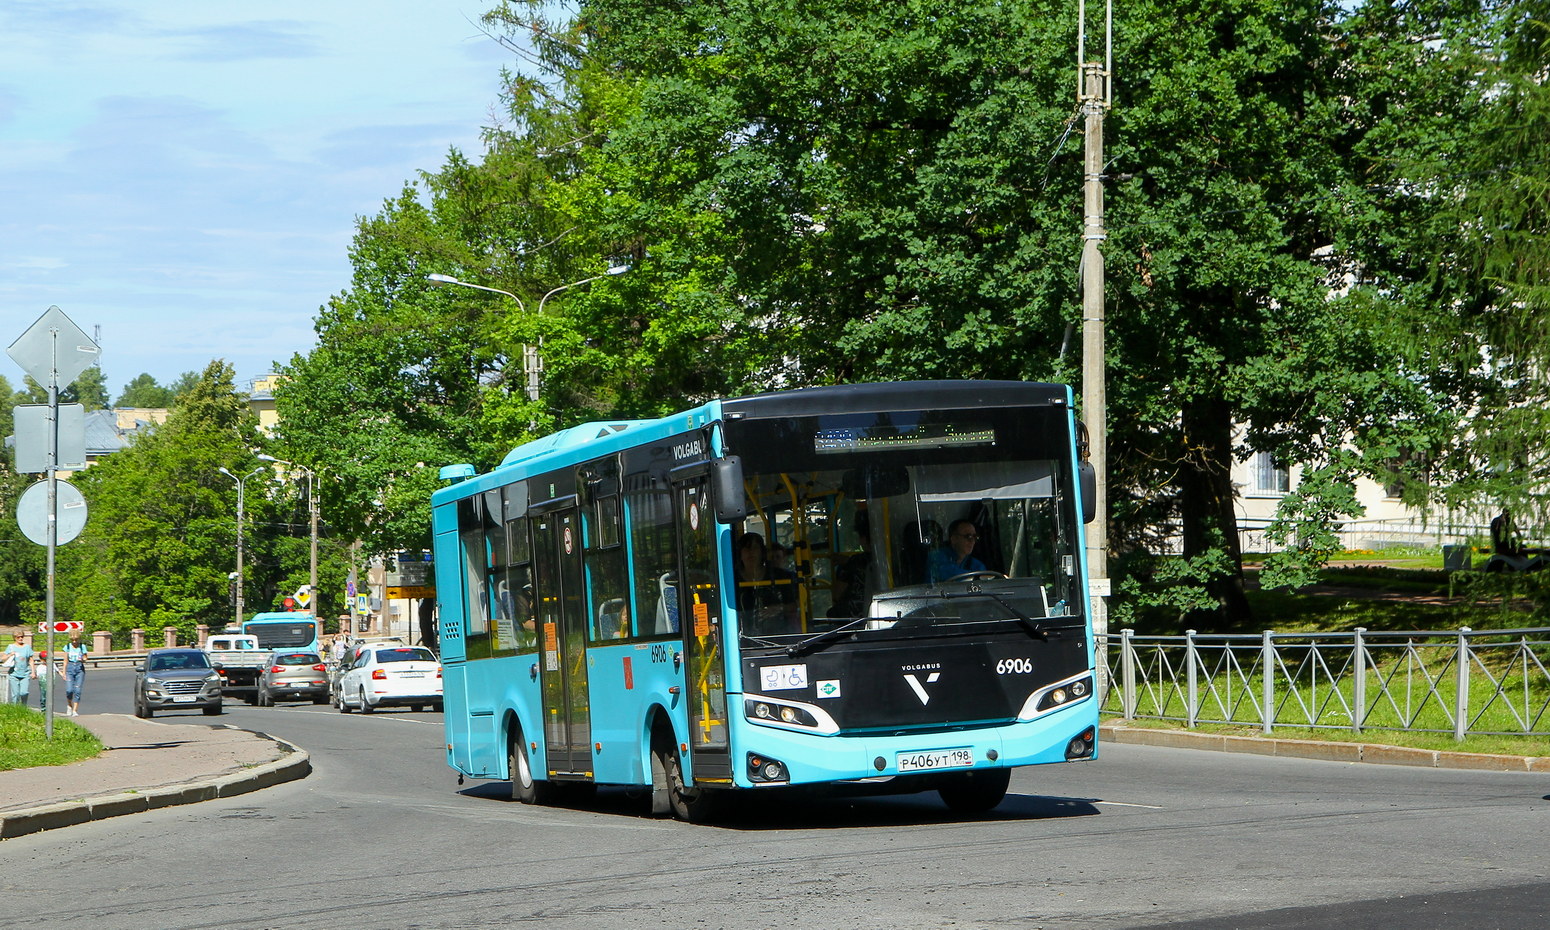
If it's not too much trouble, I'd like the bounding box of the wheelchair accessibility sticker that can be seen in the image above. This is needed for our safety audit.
[759,663,808,691]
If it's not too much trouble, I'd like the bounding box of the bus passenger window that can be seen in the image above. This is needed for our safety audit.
[628,487,678,635]
[458,496,492,661]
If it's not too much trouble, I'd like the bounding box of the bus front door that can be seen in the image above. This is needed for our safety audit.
[534,507,592,778]
[676,478,731,782]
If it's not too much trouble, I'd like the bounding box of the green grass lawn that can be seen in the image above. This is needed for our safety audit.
[1110,551,1550,754]
[0,704,103,771]
[1246,558,1544,634]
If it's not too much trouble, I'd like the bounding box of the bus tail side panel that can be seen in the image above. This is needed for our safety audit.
[443,655,545,781]
[434,526,477,777]
[442,660,476,776]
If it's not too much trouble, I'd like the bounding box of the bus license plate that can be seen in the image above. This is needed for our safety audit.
[897,748,974,772]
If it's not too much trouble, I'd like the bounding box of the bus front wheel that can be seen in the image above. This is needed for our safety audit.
[938,767,1011,814]
[652,742,718,823]
[510,730,555,805]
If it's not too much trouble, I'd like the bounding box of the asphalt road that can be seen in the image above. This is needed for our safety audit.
[2,668,1545,930]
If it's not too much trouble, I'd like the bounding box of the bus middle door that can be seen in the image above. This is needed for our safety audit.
[534,506,591,779]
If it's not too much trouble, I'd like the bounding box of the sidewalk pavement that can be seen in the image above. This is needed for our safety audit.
[0,714,310,840]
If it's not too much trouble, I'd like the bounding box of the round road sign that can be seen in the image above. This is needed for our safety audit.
[17,480,88,545]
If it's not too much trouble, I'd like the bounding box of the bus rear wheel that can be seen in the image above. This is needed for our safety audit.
[510,730,556,805]
[938,768,1011,814]
[652,742,719,823]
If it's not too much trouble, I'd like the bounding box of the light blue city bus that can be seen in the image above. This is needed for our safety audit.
[243,611,322,655]
[432,381,1099,821]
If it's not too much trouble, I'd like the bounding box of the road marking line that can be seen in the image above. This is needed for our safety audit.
[1094,800,1166,809]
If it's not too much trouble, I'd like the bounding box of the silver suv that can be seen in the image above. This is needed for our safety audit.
[134,647,223,717]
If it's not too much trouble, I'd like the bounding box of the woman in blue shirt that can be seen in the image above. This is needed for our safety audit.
[5,632,37,705]
[63,633,88,716]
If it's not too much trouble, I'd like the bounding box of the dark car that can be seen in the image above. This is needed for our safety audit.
[134,647,223,717]
[257,650,329,705]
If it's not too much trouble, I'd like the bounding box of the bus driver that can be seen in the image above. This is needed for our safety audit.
[929,519,987,582]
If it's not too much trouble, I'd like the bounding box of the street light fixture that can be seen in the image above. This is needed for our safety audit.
[218,466,265,629]
[537,265,630,316]
[257,455,318,614]
[428,273,538,401]
[427,265,629,404]
[426,274,526,311]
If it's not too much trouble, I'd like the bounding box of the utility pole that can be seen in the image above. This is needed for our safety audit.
[1078,0,1113,678]
[308,472,319,608]
[220,467,264,628]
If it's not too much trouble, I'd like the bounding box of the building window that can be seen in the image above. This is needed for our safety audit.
[1252,451,1289,495]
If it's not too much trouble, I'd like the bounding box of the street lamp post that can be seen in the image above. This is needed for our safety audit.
[427,266,629,403]
[257,455,318,611]
[536,266,630,316]
[426,274,538,402]
[218,466,265,628]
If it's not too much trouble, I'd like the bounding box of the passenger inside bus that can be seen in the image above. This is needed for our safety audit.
[828,511,876,618]
[597,598,630,639]
[735,531,799,635]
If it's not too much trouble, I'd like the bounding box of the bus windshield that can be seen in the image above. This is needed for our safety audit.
[725,406,1083,642]
[243,618,320,651]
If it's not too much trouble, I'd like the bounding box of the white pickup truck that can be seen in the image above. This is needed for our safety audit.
[203,634,270,705]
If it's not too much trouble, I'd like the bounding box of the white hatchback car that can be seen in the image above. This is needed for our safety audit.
[337,645,443,713]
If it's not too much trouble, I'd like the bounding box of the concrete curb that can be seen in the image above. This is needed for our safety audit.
[0,738,311,841]
[1100,723,1550,772]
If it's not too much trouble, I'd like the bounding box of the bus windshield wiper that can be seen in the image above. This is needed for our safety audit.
[937,589,1056,641]
[783,618,869,658]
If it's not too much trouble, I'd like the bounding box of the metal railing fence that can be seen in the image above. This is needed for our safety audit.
[1101,627,1550,739]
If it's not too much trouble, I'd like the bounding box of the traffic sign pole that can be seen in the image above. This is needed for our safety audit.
[46,329,61,736]
[8,307,101,740]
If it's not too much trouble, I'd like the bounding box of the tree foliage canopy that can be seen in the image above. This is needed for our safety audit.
[257,0,1550,630]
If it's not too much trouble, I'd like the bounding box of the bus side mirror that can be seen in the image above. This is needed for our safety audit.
[1078,461,1097,524]
[711,456,749,523]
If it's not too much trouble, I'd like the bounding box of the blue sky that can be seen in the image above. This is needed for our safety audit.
[0,2,514,396]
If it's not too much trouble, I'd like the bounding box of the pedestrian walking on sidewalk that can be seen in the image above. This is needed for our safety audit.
[62,633,88,716]
[35,650,59,713]
[5,632,37,705]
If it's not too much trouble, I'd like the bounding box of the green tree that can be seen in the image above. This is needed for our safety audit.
[270,0,1527,631]
[1369,0,1550,534]
[273,185,519,557]
[116,373,177,408]
[21,366,110,409]
[60,361,280,642]
[502,0,1523,626]
[0,374,44,624]
[0,374,44,625]
[168,371,203,403]
[477,0,1444,626]
[68,366,110,410]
